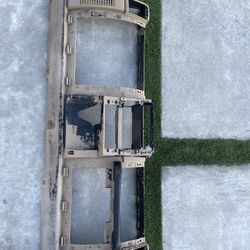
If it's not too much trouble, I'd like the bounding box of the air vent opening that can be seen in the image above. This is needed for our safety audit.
[80,0,115,7]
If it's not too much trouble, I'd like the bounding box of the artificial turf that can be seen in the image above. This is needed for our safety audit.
[143,1,250,249]
[143,0,163,249]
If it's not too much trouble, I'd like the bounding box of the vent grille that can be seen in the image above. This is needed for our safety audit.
[80,0,114,7]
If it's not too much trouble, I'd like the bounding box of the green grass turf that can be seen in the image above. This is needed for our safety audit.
[143,0,163,249]
[143,1,250,249]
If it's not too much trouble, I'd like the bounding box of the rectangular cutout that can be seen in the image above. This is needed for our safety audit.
[122,107,133,149]
[120,168,137,241]
[75,17,138,88]
[105,104,117,149]
[71,167,110,244]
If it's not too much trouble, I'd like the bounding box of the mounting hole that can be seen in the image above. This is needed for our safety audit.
[48,120,55,129]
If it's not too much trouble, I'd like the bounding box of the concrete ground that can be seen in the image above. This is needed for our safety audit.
[71,168,110,245]
[0,0,49,249]
[71,168,137,244]
[0,1,138,249]
[162,0,250,139]
[76,18,138,88]
[162,166,250,250]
